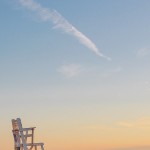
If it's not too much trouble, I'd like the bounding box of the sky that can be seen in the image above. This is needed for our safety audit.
[1,0,150,150]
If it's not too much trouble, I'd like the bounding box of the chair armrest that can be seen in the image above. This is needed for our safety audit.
[26,143,44,146]
[22,127,36,131]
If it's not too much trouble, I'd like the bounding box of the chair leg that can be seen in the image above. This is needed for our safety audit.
[35,146,37,150]
[41,145,44,150]
[15,147,20,150]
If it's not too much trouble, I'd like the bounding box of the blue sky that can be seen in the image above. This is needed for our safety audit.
[1,0,150,150]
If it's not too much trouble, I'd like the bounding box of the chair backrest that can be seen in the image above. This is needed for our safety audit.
[12,118,28,150]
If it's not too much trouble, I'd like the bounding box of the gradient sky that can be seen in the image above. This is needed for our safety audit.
[1,0,150,150]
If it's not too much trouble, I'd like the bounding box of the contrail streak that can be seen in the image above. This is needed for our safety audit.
[18,0,111,60]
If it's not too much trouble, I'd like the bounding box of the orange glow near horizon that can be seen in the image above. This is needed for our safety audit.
[2,125,150,150]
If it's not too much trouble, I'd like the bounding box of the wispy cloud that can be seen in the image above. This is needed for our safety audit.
[17,0,111,60]
[143,81,150,92]
[137,48,150,57]
[84,124,114,131]
[57,65,122,78]
[117,117,150,129]
[57,64,83,78]
[109,146,150,150]
[101,66,123,78]
[117,121,134,128]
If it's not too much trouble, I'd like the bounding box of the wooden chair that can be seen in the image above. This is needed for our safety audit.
[12,118,44,150]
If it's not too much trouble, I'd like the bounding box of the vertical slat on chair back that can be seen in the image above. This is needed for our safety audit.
[12,119,21,150]
[12,119,19,130]
[16,118,28,150]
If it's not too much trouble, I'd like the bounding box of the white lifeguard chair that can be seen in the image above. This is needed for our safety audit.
[12,118,44,150]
